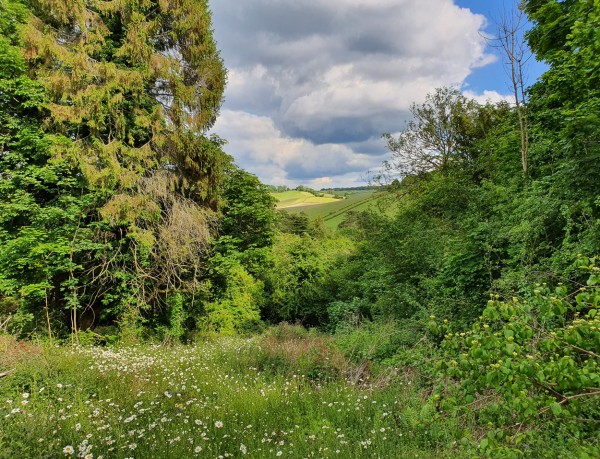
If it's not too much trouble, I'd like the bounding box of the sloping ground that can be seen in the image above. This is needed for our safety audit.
[282,190,395,229]
[0,332,459,459]
[272,190,340,208]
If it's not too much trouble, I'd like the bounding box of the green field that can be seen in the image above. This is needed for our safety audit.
[271,190,340,208]
[273,190,394,230]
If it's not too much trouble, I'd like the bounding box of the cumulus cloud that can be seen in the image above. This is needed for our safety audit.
[209,0,498,187]
[213,110,381,186]
[462,89,514,105]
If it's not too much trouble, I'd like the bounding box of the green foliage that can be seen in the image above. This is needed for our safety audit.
[430,257,600,456]
[277,211,311,235]
[380,88,510,180]
[0,0,104,337]
[326,297,370,329]
[216,167,277,274]
[262,232,354,325]
[334,320,402,363]
[0,0,236,337]
[202,258,263,336]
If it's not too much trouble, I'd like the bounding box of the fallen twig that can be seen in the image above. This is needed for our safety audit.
[0,369,15,378]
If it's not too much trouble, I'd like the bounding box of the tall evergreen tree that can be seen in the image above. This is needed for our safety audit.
[0,0,230,337]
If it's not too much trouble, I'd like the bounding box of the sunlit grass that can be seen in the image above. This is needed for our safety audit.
[0,332,466,458]
[271,191,339,208]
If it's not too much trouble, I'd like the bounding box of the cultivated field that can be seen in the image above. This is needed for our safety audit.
[273,190,394,230]
[271,191,340,209]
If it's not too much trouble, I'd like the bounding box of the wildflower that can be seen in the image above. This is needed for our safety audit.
[63,445,75,455]
[195,446,202,453]
[276,451,283,457]
[215,420,223,428]
[128,443,137,450]
[57,383,63,389]
[22,393,29,399]
[75,423,82,431]
[240,444,247,455]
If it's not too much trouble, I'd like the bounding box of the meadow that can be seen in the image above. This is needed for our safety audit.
[0,329,464,459]
[271,191,341,209]
[273,190,393,230]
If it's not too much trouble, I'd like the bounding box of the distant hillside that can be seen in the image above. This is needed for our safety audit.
[271,190,340,208]
[320,186,380,192]
[272,189,393,230]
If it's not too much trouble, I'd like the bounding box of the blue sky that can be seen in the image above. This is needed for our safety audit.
[209,0,546,189]
[456,0,546,95]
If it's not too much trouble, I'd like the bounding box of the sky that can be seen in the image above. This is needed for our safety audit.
[208,0,545,189]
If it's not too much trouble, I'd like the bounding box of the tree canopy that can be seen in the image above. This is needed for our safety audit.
[0,0,232,339]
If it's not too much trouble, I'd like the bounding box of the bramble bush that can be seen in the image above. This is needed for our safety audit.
[429,256,600,457]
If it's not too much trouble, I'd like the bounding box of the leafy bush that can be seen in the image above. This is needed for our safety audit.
[335,320,402,363]
[429,256,600,457]
[201,262,263,336]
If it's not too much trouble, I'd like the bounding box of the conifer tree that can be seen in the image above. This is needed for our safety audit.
[1,0,230,337]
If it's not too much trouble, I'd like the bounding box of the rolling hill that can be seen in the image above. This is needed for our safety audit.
[272,189,393,230]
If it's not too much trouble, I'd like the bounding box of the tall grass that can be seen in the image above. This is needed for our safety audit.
[0,329,465,459]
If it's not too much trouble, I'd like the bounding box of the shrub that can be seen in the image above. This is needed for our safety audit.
[429,256,600,457]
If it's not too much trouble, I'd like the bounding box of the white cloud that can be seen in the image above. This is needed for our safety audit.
[462,89,514,105]
[209,0,499,187]
[213,110,382,187]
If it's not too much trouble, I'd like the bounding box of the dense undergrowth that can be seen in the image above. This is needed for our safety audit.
[2,1,600,457]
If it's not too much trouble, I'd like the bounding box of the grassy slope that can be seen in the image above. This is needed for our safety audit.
[275,190,395,230]
[272,191,339,208]
[0,332,462,459]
